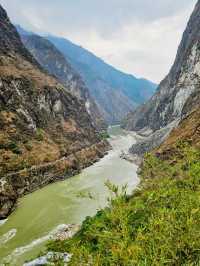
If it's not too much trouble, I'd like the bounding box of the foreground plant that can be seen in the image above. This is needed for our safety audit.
[47,142,200,265]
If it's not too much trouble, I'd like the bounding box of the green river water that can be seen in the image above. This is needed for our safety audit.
[0,126,139,265]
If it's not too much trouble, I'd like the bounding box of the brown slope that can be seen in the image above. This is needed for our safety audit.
[156,107,200,157]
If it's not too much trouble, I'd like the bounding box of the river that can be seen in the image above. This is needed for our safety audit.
[0,126,139,265]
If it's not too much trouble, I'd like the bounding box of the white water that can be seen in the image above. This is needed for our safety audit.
[0,229,17,246]
[3,224,69,265]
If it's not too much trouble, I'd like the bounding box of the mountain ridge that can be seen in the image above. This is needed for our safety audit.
[46,35,157,124]
[46,34,156,103]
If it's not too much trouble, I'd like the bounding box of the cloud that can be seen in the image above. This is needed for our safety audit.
[0,0,197,82]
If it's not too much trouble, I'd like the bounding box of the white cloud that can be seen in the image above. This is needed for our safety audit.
[0,0,197,82]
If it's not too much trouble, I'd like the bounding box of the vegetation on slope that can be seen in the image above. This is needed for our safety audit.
[47,141,200,265]
[99,131,110,140]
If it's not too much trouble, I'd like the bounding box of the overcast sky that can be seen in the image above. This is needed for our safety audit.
[0,0,197,83]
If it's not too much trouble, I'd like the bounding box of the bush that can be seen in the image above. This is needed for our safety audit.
[99,131,110,140]
[35,128,44,141]
[8,141,22,154]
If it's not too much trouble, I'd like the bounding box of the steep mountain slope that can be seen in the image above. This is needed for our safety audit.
[0,5,109,218]
[122,1,200,155]
[46,35,156,124]
[123,1,200,133]
[19,34,107,130]
[87,79,136,123]
[156,107,200,157]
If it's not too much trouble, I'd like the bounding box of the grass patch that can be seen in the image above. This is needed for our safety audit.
[35,128,45,141]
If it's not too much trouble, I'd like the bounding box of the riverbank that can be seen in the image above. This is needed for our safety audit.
[0,126,139,265]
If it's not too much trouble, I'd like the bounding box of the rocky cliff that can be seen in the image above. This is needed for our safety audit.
[20,34,107,131]
[0,5,110,218]
[123,1,200,154]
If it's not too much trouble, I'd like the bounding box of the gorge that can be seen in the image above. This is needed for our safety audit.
[1,1,200,265]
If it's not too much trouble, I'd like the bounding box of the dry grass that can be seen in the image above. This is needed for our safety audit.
[0,54,61,88]
[0,129,62,175]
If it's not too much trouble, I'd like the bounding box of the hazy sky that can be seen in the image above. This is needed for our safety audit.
[0,0,197,83]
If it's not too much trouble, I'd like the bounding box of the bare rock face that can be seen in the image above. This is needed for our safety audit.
[20,34,107,131]
[0,5,110,218]
[123,1,200,155]
[123,1,200,133]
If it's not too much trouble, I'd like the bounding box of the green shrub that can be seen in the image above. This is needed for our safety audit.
[35,128,44,141]
[99,131,110,140]
[8,141,22,154]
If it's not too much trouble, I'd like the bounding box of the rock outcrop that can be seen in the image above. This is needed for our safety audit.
[123,1,200,154]
[0,5,110,218]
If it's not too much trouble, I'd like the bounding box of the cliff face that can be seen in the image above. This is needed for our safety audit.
[123,1,200,132]
[0,5,109,218]
[19,34,107,131]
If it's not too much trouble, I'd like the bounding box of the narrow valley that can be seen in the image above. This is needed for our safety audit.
[0,1,200,265]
